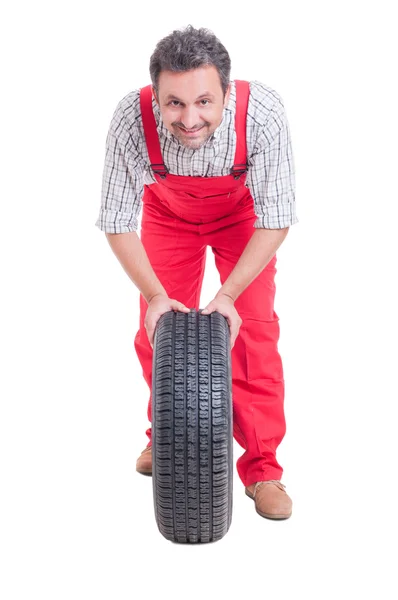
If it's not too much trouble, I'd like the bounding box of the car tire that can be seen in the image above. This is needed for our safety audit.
[151,308,233,543]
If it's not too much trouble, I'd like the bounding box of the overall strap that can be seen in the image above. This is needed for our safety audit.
[139,80,250,179]
[231,79,250,179]
[139,85,168,178]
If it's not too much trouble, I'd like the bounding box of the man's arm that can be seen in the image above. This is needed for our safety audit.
[216,227,289,302]
[105,231,167,304]
[97,96,167,304]
[215,85,297,301]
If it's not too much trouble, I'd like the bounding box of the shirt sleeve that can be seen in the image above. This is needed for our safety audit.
[95,102,144,234]
[246,96,298,229]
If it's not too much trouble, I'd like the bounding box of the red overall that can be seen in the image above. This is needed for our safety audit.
[133,81,286,487]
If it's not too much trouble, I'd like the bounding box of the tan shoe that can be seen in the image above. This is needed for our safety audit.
[245,480,292,520]
[136,446,152,476]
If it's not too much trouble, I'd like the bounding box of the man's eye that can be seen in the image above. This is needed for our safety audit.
[169,100,180,106]
[200,99,210,106]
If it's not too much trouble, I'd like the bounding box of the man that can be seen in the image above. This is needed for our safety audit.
[95,25,298,520]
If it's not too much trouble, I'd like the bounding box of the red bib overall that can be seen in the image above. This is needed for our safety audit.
[133,81,286,487]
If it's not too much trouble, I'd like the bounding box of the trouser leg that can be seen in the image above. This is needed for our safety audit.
[133,205,207,445]
[209,221,286,487]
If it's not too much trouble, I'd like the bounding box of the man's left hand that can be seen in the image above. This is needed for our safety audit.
[201,293,242,349]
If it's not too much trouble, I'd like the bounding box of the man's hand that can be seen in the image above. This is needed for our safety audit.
[202,293,242,349]
[146,294,190,348]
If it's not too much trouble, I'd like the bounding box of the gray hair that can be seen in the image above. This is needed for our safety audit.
[149,25,231,97]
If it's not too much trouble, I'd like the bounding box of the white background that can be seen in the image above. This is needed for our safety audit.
[1,1,397,598]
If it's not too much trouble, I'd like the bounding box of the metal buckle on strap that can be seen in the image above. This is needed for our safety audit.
[151,163,169,179]
[230,163,248,180]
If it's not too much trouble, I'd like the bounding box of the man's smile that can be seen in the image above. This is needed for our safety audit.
[177,125,205,135]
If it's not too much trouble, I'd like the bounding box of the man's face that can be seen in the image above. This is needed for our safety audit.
[153,65,231,150]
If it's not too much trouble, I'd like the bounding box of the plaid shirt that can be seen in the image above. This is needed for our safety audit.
[95,80,298,233]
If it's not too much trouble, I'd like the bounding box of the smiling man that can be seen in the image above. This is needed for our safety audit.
[95,25,298,521]
[155,67,228,149]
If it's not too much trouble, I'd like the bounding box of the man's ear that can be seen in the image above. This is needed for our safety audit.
[152,87,159,106]
[223,82,231,108]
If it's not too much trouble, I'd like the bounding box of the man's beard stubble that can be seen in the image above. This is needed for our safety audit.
[171,120,213,149]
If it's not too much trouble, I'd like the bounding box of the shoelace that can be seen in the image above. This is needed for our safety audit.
[254,480,286,498]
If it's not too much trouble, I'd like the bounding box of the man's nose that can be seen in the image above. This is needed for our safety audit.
[180,106,199,130]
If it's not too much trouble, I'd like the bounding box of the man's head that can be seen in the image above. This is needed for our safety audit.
[149,25,231,150]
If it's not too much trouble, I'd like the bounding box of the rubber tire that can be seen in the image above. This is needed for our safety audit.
[151,308,233,543]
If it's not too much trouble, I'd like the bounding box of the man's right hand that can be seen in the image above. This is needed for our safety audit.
[145,293,191,349]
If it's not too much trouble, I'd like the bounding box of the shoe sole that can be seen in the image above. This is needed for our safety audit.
[136,468,152,476]
[245,489,292,520]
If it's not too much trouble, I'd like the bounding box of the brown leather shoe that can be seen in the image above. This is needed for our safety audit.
[136,446,152,476]
[245,480,292,520]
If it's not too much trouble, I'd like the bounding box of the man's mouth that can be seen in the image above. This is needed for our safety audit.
[178,125,204,135]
